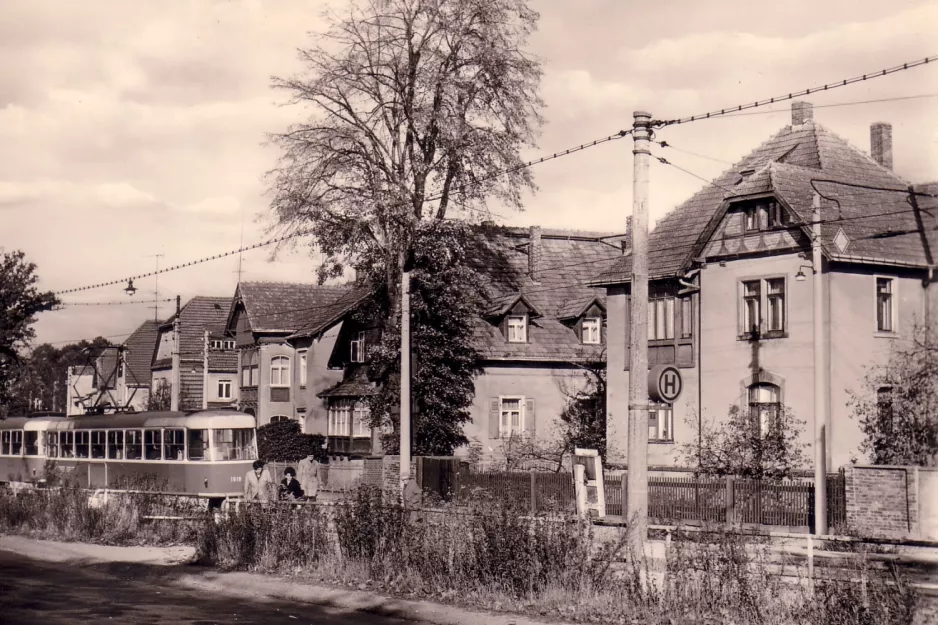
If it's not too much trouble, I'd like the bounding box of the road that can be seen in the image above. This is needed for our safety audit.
[0,550,421,625]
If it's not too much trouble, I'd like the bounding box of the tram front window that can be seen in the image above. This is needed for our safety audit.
[212,428,257,461]
[24,431,39,456]
[125,430,143,460]
[188,429,208,461]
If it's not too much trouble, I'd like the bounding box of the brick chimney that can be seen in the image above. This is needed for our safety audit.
[529,225,542,282]
[871,122,893,170]
[791,101,813,126]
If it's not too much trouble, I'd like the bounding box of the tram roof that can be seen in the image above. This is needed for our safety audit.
[0,410,255,431]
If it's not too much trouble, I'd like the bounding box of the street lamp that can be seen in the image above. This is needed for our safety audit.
[124,279,137,296]
[795,264,815,282]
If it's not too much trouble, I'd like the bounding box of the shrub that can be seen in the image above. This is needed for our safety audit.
[257,420,327,463]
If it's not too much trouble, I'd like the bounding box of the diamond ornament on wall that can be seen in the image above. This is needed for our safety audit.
[833,228,850,254]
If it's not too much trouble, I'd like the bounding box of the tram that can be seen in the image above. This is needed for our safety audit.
[0,409,257,499]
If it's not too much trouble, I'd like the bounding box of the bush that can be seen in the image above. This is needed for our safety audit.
[257,420,327,463]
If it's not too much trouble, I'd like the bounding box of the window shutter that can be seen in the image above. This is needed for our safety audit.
[489,398,500,439]
[525,399,536,436]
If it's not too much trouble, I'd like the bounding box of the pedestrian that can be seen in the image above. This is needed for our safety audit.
[279,466,305,501]
[296,455,321,502]
[243,459,274,503]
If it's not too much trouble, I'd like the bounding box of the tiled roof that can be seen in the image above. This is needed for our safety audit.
[208,351,239,371]
[159,296,234,362]
[594,116,931,284]
[287,287,373,340]
[318,364,376,398]
[122,320,159,387]
[236,282,358,334]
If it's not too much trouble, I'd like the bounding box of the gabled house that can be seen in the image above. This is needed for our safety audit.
[115,319,160,411]
[65,364,96,416]
[298,225,623,460]
[593,101,938,470]
[151,296,238,412]
[225,282,364,429]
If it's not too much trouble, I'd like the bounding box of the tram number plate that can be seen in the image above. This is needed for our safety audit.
[231,476,242,483]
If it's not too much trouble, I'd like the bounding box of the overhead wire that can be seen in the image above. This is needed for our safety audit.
[698,93,938,120]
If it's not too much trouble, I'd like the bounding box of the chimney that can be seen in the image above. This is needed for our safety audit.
[791,101,814,126]
[871,122,893,170]
[622,216,633,253]
[529,226,542,282]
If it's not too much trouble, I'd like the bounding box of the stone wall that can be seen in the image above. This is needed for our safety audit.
[846,466,920,538]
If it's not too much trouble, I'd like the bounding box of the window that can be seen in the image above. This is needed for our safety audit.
[211,339,236,350]
[188,429,208,461]
[298,350,308,387]
[270,356,290,387]
[46,432,59,458]
[1,431,9,455]
[582,317,601,344]
[648,297,675,340]
[24,431,39,456]
[877,386,894,425]
[108,431,124,459]
[507,316,527,343]
[648,404,674,442]
[352,402,371,438]
[74,431,89,458]
[10,430,22,455]
[125,430,143,460]
[328,399,352,436]
[242,351,259,388]
[61,432,75,458]
[163,429,185,461]
[144,430,162,460]
[745,207,759,232]
[499,397,524,438]
[212,428,256,461]
[270,415,291,423]
[680,297,693,339]
[740,277,787,337]
[744,201,786,232]
[748,383,781,435]
[350,332,366,363]
[876,277,895,333]
[218,380,232,400]
[91,431,106,459]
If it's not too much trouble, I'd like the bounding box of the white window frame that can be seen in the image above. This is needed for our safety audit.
[498,396,525,438]
[350,332,366,363]
[298,349,308,388]
[328,399,352,437]
[270,415,291,424]
[352,401,371,438]
[874,275,898,335]
[582,317,601,345]
[218,379,232,400]
[270,356,290,387]
[648,403,674,442]
[739,276,787,337]
[648,297,675,341]
[507,315,527,343]
[748,383,781,435]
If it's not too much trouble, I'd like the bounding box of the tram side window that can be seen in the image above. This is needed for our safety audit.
[125,430,143,460]
[91,431,106,459]
[61,432,75,458]
[163,429,185,461]
[46,432,59,458]
[212,428,257,461]
[1,431,10,455]
[188,429,208,461]
[107,430,124,459]
[74,431,90,458]
[11,431,23,455]
[25,431,39,456]
[144,430,162,460]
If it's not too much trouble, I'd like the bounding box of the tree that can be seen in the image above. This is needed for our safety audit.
[680,405,808,481]
[257,419,328,463]
[848,322,938,466]
[269,0,543,453]
[557,352,607,461]
[146,380,172,412]
[14,337,113,414]
[0,250,60,417]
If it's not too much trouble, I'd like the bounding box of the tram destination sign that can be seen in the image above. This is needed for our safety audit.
[648,364,683,404]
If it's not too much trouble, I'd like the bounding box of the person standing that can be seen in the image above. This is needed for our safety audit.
[243,460,274,502]
[296,455,321,502]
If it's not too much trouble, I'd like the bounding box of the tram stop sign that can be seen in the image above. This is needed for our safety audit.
[648,364,682,404]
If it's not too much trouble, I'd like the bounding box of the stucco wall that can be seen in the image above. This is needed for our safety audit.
[206,371,238,405]
[256,342,296,425]
[300,323,343,436]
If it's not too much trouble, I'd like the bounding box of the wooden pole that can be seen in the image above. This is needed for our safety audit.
[627,110,652,554]
[400,270,412,497]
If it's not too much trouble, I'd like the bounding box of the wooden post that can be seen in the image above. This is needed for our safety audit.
[812,192,828,535]
[726,476,736,525]
[400,270,411,498]
[807,533,814,594]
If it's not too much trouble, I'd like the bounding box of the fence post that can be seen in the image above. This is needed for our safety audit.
[726,476,736,525]
[530,470,537,515]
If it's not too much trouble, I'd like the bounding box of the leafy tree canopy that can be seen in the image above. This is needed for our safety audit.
[257,419,328,463]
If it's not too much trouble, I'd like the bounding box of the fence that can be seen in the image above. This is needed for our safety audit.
[439,467,847,530]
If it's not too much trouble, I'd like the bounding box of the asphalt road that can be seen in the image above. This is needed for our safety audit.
[0,550,421,625]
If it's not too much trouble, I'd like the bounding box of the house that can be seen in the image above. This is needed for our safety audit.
[151,297,238,412]
[296,226,623,460]
[115,320,160,411]
[225,282,365,430]
[65,364,96,416]
[593,101,938,470]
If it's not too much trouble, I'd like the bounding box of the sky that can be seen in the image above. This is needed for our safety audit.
[1,0,936,347]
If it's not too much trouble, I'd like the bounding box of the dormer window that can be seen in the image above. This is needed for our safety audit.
[582,317,601,344]
[350,331,366,363]
[743,200,787,232]
[507,315,527,343]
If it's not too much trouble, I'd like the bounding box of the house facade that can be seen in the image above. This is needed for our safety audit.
[151,296,238,412]
[595,101,938,470]
[115,319,160,411]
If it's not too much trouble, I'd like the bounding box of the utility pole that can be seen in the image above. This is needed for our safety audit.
[812,193,828,535]
[400,269,412,497]
[626,111,652,554]
[171,295,181,412]
[146,254,164,322]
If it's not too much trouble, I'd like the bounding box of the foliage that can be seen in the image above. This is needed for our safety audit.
[0,250,61,416]
[557,353,607,461]
[256,419,328,463]
[848,322,938,466]
[146,379,172,412]
[681,404,808,480]
[364,221,486,455]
